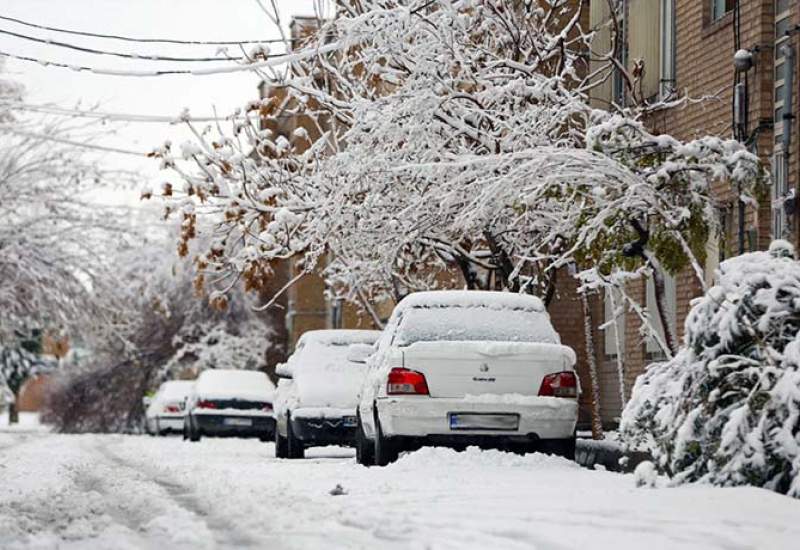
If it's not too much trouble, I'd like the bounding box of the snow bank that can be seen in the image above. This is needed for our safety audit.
[194,369,274,402]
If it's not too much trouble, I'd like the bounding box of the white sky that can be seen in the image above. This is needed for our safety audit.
[1,0,323,202]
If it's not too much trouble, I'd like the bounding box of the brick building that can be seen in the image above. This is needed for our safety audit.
[584,0,799,426]
[259,2,798,428]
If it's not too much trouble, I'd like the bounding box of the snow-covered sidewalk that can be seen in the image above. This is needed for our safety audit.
[1,432,798,549]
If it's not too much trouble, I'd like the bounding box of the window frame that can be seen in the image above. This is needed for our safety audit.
[659,0,676,99]
[710,0,735,22]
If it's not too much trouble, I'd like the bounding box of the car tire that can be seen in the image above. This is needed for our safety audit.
[374,411,399,467]
[540,436,576,461]
[275,424,289,459]
[189,417,201,442]
[286,415,305,459]
[355,412,374,466]
[182,423,189,441]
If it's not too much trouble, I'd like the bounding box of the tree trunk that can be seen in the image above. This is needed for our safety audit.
[9,400,19,424]
[580,292,604,440]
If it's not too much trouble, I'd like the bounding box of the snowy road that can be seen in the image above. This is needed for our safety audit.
[1,430,799,549]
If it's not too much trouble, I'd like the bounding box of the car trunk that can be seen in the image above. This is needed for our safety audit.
[400,341,575,399]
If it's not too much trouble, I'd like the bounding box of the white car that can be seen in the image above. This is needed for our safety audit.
[274,329,381,459]
[143,380,194,436]
[184,369,275,442]
[355,290,579,466]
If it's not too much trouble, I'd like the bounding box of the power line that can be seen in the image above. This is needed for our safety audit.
[0,41,339,77]
[0,101,258,124]
[0,13,291,46]
[0,27,270,63]
[1,127,151,157]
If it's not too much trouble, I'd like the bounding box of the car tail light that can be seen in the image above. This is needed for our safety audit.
[164,404,181,413]
[197,400,217,409]
[538,372,578,398]
[387,368,429,395]
[262,403,273,412]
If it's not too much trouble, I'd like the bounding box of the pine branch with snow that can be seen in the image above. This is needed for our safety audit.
[621,240,800,498]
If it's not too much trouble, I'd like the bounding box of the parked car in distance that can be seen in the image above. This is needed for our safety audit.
[356,290,579,466]
[274,330,381,459]
[184,369,275,442]
[144,380,195,436]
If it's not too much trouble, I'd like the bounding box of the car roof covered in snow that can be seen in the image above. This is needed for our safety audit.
[392,291,558,346]
[395,290,546,313]
[157,380,195,400]
[194,369,275,401]
[296,329,381,347]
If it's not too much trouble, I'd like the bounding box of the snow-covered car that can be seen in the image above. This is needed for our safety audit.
[143,380,194,436]
[184,369,275,442]
[355,290,579,466]
[274,330,381,459]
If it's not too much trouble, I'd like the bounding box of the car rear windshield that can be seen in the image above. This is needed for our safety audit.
[395,305,559,346]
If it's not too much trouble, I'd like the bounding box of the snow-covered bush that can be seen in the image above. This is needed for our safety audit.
[621,240,800,497]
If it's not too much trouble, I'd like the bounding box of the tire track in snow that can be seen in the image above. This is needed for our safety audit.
[95,437,261,549]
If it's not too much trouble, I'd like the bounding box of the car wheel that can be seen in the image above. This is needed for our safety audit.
[540,436,576,461]
[182,423,189,441]
[355,412,374,466]
[189,417,201,442]
[374,411,399,467]
[286,415,305,459]
[275,423,289,459]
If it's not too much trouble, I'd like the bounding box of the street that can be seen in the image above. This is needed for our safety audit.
[2,426,799,550]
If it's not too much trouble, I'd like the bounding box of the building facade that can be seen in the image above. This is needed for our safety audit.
[585,0,799,425]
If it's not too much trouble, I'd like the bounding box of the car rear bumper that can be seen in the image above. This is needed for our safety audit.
[193,414,275,438]
[290,416,357,447]
[376,396,577,440]
[155,416,184,432]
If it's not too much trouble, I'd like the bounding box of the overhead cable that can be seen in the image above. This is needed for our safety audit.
[1,127,151,157]
[0,13,290,46]
[0,27,271,62]
[0,101,256,124]
[0,42,339,77]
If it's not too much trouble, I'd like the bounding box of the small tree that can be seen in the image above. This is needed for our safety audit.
[621,241,800,498]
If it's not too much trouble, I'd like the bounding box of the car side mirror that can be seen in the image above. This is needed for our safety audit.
[275,363,293,379]
[347,343,374,364]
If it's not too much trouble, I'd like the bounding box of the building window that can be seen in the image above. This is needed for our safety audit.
[711,0,734,21]
[773,151,788,239]
[660,0,676,99]
[645,270,677,358]
[603,287,626,357]
[772,1,794,241]
[612,0,628,106]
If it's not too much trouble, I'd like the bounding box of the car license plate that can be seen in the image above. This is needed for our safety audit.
[223,417,252,427]
[449,413,519,431]
[342,416,357,427]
